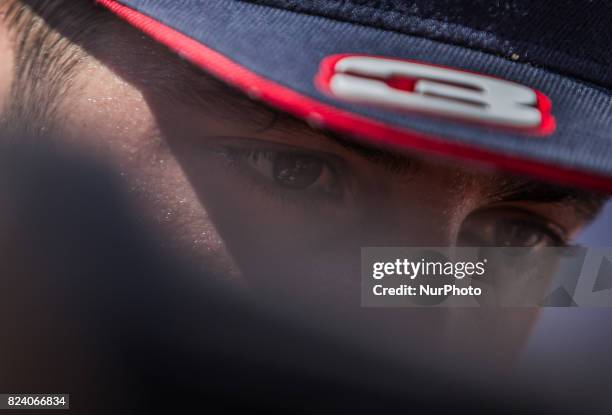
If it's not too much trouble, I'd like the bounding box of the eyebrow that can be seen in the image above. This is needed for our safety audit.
[319,124,608,220]
[163,63,609,219]
[487,177,608,221]
[326,129,608,221]
[319,129,421,176]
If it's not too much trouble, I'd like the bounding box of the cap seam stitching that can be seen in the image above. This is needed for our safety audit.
[237,0,611,89]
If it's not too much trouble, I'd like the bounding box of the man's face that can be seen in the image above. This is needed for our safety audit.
[0,13,604,365]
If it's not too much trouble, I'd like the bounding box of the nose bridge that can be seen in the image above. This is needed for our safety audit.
[358,201,460,247]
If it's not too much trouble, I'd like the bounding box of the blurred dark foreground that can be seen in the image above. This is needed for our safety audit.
[0,139,582,414]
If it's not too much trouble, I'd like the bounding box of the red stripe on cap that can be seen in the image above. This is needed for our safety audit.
[97,0,612,193]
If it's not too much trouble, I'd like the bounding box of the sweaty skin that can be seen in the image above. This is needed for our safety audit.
[0,14,601,368]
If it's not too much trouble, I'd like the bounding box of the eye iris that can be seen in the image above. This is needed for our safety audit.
[495,220,542,247]
[273,154,324,189]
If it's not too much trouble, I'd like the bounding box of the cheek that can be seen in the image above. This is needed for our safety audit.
[57,61,240,282]
[446,308,541,368]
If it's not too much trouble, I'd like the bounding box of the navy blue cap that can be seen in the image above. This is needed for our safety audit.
[98,0,612,192]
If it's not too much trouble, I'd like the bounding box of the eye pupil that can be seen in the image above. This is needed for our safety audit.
[273,154,324,189]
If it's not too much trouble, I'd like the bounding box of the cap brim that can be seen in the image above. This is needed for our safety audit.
[98,0,612,192]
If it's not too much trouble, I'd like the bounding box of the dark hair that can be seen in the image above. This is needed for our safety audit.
[2,0,112,135]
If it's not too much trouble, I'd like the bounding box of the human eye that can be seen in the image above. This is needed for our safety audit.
[207,138,351,207]
[458,207,568,249]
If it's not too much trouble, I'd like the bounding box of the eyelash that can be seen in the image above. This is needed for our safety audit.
[213,146,348,209]
[460,208,571,248]
[204,140,576,248]
[500,206,570,247]
[511,218,569,247]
